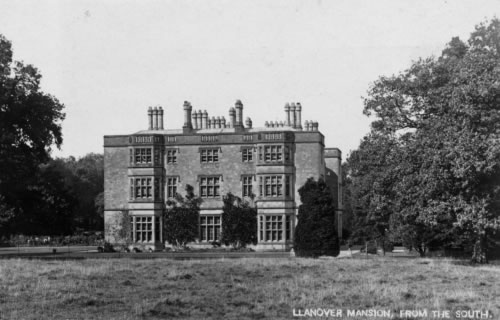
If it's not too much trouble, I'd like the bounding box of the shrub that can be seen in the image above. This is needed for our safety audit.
[221,193,257,249]
[294,178,340,257]
[163,185,202,248]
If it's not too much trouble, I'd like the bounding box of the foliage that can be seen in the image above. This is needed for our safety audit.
[294,177,340,257]
[163,185,202,248]
[346,18,500,263]
[221,193,257,248]
[0,34,65,233]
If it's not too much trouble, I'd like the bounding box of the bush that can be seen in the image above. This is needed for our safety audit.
[221,193,257,249]
[294,178,340,258]
[163,185,202,248]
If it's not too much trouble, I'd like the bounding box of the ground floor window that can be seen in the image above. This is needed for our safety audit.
[131,216,161,243]
[200,215,221,242]
[259,215,293,242]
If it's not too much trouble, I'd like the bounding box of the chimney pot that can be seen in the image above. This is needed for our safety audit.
[158,106,164,130]
[148,107,153,130]
[153,107,159,130]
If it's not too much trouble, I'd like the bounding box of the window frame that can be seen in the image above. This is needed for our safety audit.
[199,176,221,198]
[200,215,221,242]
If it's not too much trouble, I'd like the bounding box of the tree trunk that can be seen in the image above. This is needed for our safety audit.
[471,235,488,264]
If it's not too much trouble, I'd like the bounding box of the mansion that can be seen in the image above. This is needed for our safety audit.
[104,100,342,251]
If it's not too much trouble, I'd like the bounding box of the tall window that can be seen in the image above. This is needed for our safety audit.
[264,145,282,162]
[130,177,153,199]
[242,176,253,197]
[200,176,221,198]
[265,215,283,242]
[166,177,178,198]
[133,216,152,242]
[242,148,253,162]
[134,148,152,164]
[200,149,219,163]
[200,215,221,242]
[166,149,177,164]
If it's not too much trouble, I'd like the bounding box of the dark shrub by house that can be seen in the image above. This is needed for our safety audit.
[294,177,340,257]
[221,193,257,249]
[163,185,202,248]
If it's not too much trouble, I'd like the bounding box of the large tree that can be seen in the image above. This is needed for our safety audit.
[349,19,500,263]
[0,34,65,233]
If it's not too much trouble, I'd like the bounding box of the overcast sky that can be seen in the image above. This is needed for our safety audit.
[0,0,498,159]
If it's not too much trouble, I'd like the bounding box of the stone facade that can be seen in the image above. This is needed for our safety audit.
[104,101,342,251]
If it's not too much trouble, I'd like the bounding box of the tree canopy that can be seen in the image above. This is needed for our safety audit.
[0,34,65,233]
[345,19,500,263]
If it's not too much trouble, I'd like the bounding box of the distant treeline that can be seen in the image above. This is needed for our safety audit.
[1,154,104,237]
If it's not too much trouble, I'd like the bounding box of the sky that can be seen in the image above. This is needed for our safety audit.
[0,0,498,159]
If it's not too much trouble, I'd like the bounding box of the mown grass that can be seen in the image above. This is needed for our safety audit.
[0,257,498,319]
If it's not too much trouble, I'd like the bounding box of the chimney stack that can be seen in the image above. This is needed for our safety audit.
[211,116,216,129]
[296,103,302,130]
[158,106,164,130]
[153,107,159,130]
[285,103,291,126]
[229,107,236,128]
[216,117,221,129]
[183,101,192,130]
[197,110,203,129]
[192,110,198,129]
[290,103,296,128]
[148,107,153,130]
[202,110,208,129]
[221,116,226,128]
[245,117,252,129]
[235,100,243,128]
[305,120,310,131]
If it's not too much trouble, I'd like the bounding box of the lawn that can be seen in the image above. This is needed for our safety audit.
[0,257,498,319]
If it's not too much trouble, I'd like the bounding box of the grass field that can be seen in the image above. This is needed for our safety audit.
[0,257,498,319]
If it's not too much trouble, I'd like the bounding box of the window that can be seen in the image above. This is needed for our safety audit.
[242,176,253,197]
[263,145,282,162]
[166,177,178,198]
[200,149,219,163]
[200,176,221,198]
[285,215,292,241]
[259,175,291,197]
[166,149,177,164]
[263,175,282,197]
[133,216,153,243]
[242,148,253,162]
[134,148,152,164]
[155,217,160,242]
[200,215,221,242]
[130,177,153,199]
[265,215,283,242]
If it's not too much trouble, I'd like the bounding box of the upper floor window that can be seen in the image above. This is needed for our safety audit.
[200,176,221,198]
[134,148,152,164]
[166,149,177,164]
[264,145,282,162]
[242,148,253,162]
[130,177,152,199]
[242,175,253,197]
[258,174,292,198]
[130,177,162,201]
[166,177,178,198]
[201,149,219,163]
